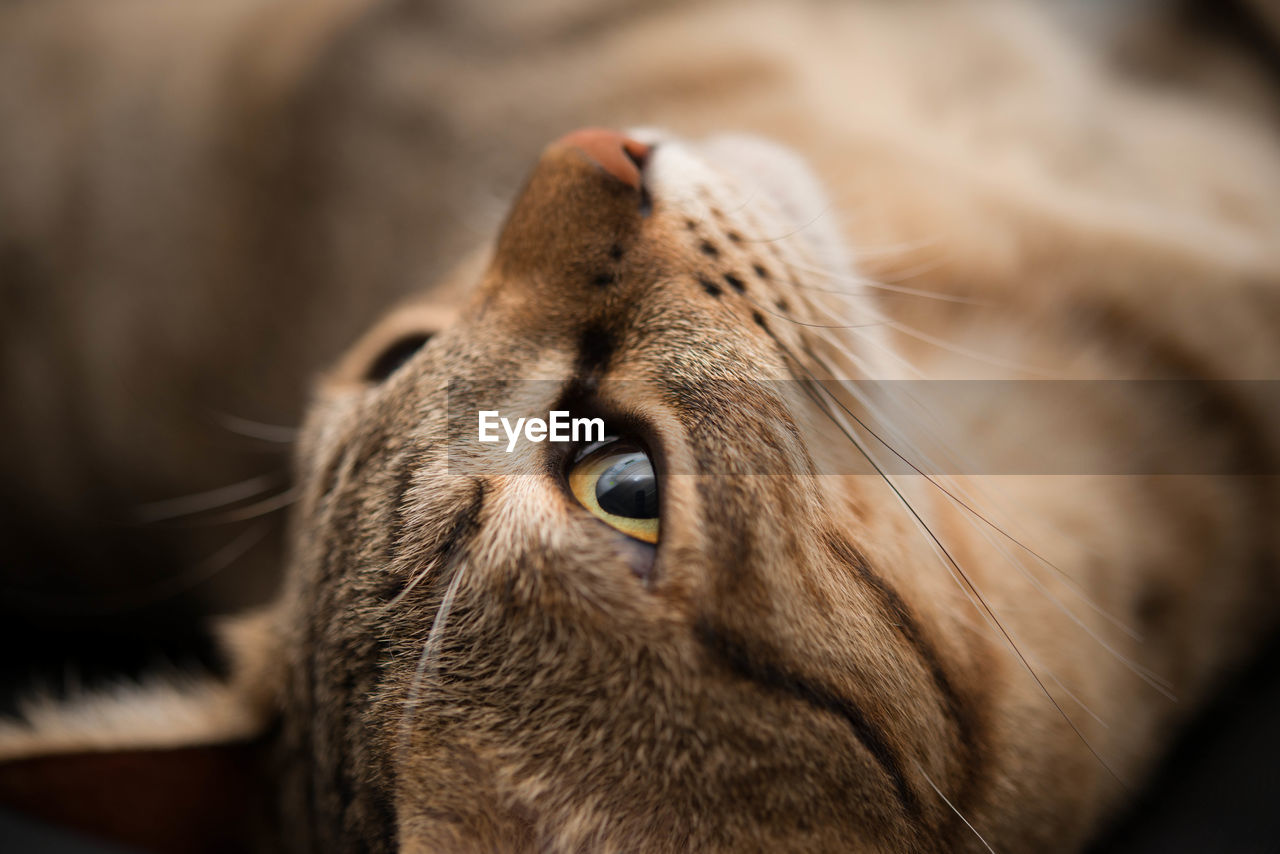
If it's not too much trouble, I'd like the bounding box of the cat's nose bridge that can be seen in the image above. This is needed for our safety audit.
[490,128,653,292]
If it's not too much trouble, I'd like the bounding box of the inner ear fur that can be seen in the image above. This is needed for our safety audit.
[0,609,285,854]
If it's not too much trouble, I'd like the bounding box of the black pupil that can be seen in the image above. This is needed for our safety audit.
[595,451,658,519]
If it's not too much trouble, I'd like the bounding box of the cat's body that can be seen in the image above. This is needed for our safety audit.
[1,1,1279,851]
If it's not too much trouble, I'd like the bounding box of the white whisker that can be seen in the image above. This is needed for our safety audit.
[212,411,299,444]
[199,487,299,524]
[398,555,470,756]
[805,343,1132,636]
[787,258,985,305]
[805,360,1167,691]
[809,310,930,379]
[135,473,285,523]
[782,347,1128,785]
[387,560,434,609]
[736,204,832,244]
[850,236,943,259]
[916,761,996,853]
[884,320,1062,377]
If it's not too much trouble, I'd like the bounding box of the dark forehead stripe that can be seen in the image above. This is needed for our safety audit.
[384,448,486,584]
[822,531,986,835]
[693,616,922,819]
[383,456,420,573]
[407,480,488,605]
[559,324,617,401]
[575,325,615,376]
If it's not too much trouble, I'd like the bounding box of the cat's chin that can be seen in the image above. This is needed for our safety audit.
[633,128,851,280]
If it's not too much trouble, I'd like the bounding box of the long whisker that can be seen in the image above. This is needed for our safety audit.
[387,557,435,609]
[134,473,286,523]
[915,761,996,854]
[739,289,888,330]
[864,255,949,285]
[930,473,1146,640]
[883,320,1062,377]
[844,233,943,260]
[779,279,966,302]
[785,259,986,305]
[951,617,1110,729]
[97,521,272,612]
[398,554,470,757]
[212,411,299,444]
[803,301,929,380]
[805,352,1155,637]
[775,339,1127,785]
[773,239,1126,627]
[720,188,760,216]
[754,215,1142,768]
[962,515,1172,696]
[196,487,299,525]
[749,239,932,380]
[734,204,832,244]
[802,346,1169,691]
[801,340,1155,652]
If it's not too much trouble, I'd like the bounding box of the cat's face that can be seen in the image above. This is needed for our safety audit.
[279,131,1012,852]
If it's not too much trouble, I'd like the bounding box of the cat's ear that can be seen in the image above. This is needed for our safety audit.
[0,609,285,854]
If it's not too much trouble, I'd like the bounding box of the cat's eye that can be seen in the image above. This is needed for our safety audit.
[365,333,432,382]
[568,440,659,544]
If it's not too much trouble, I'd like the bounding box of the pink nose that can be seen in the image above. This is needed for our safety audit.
[552,127,651,190]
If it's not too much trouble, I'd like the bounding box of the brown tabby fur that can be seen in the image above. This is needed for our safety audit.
[2,1,1280,852]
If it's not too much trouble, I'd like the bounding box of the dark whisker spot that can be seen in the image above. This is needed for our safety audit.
[700,240,720,258]
[710,207,724,219]
[608,244,624,261]
[728,231,743,244]
[775,299,790,312]
[592,272,615,287]
[685,219,698,231]
[699,276,723,297]
[752,311,768,330]
[753,263,770,279]
[724,272,746,293]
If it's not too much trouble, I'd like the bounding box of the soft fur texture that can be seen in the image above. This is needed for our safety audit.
[2,1,1280,852]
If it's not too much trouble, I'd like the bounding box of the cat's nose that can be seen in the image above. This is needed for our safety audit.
[490,128,652,284]
[550,128,651,190]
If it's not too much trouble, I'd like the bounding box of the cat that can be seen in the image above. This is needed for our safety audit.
[1,0,1279,851]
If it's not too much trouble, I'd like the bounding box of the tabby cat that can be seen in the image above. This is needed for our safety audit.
[2,0,1279,852]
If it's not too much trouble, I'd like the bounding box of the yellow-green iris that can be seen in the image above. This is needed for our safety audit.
[568,441,659,544]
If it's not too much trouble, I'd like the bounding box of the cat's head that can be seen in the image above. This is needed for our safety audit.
[265,129,1004,852]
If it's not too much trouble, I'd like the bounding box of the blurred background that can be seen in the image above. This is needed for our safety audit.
[0,0,1277,850]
